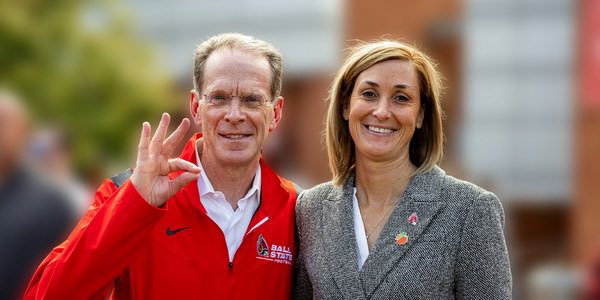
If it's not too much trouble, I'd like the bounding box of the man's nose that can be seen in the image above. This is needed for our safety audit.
[224,98,246,124]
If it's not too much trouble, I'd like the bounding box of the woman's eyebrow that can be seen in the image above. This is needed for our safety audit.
[361,80,411,89]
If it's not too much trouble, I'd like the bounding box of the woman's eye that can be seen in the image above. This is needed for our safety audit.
[393,94,409,102]
[362,91,377,98]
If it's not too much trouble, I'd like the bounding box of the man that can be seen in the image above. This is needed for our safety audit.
[0,91,74,299]
[24,33,299,299]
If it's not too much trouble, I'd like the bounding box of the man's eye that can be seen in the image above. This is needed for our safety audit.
[242,95,264,106]
[244,95,261,102]
[209,95,227,102]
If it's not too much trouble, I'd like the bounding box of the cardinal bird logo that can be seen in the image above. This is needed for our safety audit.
[256,234,269,257]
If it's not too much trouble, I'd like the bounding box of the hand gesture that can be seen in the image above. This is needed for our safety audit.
[130,113,200,207]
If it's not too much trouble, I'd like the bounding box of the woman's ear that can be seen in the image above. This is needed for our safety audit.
[416,107,424,129]
[342,104,349,121]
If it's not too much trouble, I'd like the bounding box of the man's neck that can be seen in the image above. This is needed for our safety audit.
[199,153,259,209]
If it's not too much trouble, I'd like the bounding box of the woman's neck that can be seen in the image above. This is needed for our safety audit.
[354,153,415,207]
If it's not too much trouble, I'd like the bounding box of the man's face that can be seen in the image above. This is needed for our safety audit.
[190,48,283,168]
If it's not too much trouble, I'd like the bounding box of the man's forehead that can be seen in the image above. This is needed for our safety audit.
[202,48,271,93]
[205,47,270,70]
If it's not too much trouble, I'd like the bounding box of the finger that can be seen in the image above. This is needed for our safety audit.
[137,122,151,161]
[162,118,190,156]
[168,172,200,197]
[149,113,171,155]
[168,158,201,174]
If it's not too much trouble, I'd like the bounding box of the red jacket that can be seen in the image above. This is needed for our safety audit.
[24,134,298,299]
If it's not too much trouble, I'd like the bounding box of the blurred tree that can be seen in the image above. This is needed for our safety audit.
[0,0,178,180]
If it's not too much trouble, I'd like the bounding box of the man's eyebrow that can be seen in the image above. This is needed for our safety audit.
[206,88,228,94]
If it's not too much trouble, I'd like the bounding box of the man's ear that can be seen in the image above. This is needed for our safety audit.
[190,90,202,128]
[269,96,284,132]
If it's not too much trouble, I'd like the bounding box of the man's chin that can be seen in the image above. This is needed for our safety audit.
[216,150,260,166]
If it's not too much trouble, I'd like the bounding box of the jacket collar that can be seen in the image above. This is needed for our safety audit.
[176,133,293,224]
[321,166,446,298]
[327,166,445,203]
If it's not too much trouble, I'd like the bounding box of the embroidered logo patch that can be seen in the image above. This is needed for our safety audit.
[165,226,191,236]
[255,234,293,265]
[256,234,269,257]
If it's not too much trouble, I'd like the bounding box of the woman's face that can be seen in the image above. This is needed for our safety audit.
[344,59,424,163]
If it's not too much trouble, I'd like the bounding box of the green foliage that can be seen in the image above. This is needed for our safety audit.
[0,0,178,177]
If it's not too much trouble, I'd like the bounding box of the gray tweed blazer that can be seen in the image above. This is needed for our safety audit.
[294,166,512,299]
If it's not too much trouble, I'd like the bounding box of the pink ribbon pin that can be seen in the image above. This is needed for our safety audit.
[407,212,418,225]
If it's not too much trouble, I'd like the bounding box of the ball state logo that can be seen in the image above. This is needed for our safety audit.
[256,234,269,257]
[255,234,293,265]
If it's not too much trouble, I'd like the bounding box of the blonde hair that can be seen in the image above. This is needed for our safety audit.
[326,40,445,186]
[193,33,283,99]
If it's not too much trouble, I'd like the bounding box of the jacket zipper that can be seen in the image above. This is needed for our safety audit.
[227,192,270,276]
[229,216,270,275]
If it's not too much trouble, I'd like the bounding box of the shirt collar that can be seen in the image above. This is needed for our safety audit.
[195,143,261,202]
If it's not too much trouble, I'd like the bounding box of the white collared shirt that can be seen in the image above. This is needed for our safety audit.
[352,187,369,271]
[195,149,261,262]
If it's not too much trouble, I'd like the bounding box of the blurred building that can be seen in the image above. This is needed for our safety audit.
[120,0,599,298]
[574,0,600,297]
[464,1,581,298]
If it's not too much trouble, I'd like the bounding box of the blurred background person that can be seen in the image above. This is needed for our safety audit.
[28,128,92,217]
[0,90,76,300]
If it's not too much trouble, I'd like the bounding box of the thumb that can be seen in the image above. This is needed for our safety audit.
[169,158,201,174]
[168,172,200,197]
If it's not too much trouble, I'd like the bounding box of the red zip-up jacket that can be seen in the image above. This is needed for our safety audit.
[24,134,298,299]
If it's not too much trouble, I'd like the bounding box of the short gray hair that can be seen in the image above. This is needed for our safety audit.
[193,33,283,99]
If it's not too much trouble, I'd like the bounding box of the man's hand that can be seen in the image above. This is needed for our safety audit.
[130,113,200,207]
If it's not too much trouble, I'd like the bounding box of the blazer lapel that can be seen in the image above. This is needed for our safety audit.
[359,167,445,298]
[322,174,367,299]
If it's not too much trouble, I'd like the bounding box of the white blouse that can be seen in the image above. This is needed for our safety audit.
[352,188,369,271]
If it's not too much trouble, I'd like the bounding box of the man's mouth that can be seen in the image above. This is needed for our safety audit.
[220,133,251,139]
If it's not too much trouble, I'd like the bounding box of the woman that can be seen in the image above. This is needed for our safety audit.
[294,40,512,299]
